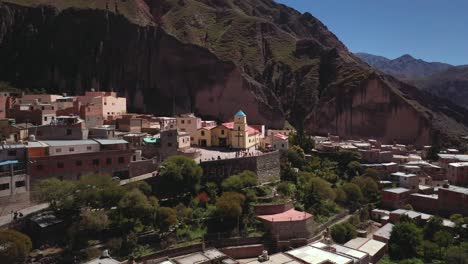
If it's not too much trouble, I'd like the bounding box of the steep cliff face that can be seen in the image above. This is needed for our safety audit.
[0,0,467,145]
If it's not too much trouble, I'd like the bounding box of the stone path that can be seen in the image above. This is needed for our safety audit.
[0,202,49,227]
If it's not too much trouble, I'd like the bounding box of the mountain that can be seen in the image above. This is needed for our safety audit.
[409,67,468,110]
[0,0,467,146]
[356,53,453,79]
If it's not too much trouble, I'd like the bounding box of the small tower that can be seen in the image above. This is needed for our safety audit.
[233,110,249,149]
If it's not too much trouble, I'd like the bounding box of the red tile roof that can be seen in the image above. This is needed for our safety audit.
[222,122,260,136]
[273,133,288,140]
[257,209,312,222]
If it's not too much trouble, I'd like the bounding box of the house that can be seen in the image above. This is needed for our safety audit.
[344,238,387,264]
[262,133,289,151]
[381,187,410,210]
[373,223,394,243]
[0,144,29,204]
[29,116,88,140]
[0,119,33,142]
[447,162,468,186]
[438,185,468,216]
[257,208,314,240]
[0,91,19,119]
[309,242,370,264]
[156,117,177,130]
[286,244,354,264]
[359,149,393,163]
[437,154,468,169]
[390,172,419,192]
[78,90,127,128]
[8,101,56,125]
[27,139,135,183]
[177,113,202,142]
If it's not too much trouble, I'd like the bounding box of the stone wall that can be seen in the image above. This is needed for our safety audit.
[220,244,264,259]
[201,151,280,184]
[129,159,159,177]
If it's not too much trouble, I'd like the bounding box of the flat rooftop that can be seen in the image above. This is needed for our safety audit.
[357,239,386,257]
[441,185,468,195]
[438,154,468,161]
[246,253,300,264]
[373,223,394,239]
[383,187,409,194]
[391,172,417,178]
[448,162,468,167]
[287,245,352,264]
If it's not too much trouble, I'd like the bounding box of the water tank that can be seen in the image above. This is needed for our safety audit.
[29,135,36,141]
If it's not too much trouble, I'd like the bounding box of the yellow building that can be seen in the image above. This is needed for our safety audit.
[194,110,262,149]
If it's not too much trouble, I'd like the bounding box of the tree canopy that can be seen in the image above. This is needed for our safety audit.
[157,156,203,196]
[216,192,246,219]
[0,230,32,264]
[389,222,423,260]
[222,171,258,192]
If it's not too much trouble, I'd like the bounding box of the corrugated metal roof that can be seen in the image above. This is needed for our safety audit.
[93,139,128,145]
[0,160,19,166]
[40,140,99,147]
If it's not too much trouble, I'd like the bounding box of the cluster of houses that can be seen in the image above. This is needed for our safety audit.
[0,90,292,212]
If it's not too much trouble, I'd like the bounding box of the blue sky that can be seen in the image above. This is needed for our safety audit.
[275,0,468,65]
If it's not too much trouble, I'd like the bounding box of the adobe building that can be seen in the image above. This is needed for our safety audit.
[256,200,315,240]
[262,133,289,151]
[390,172,419,192]
[0,119,33,143]
[438,185,468,216]
[0,91,19,119]
[359,149,393,163]
[446,162,468,186]
[8,101,56,125]
[381,187,410,210]
[27,139,135,183]
[28,116,88,140]
[78,90,127,128]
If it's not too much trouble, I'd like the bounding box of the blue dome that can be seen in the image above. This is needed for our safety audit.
[235,110,246,117]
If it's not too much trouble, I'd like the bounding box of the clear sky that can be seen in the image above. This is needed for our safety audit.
[275,0,468,65]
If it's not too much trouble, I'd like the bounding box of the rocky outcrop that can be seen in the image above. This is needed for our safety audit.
[0,0,467,146]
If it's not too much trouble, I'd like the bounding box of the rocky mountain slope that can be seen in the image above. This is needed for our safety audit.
[408,67,468,110]
[0,0,467,146]
[356,53,453,79]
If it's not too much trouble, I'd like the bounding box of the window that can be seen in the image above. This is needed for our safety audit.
[76,160,83,166]
[87,146,92,151]
[56,148,62,153]
[41,106,45,110]
[107,112,110,115]
[221,130,225,135]
[66,129,72,135]
[57,162,64,168]
[201,131,205,136]
[118,157,125,164]
[181,120,185,124]
[106,158,112,165]
[168,143,172,147]
[104,102,107,105]
[15,181,25,188]
[51,106,54,110]
[188,120,191,124]
[44,116,47,121]
[36,164,44,170]
[0,183,9,191]
[69,147,74,152]
[93,159,100,165]
[133,156,136,161]
[7,150,17,156]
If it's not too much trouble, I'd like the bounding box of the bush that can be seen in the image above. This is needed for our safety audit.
[84,247,101,261]
[216,192,246,219]
[222,171,258,192]
[276,182,296,197]
[0,230,32,264]
[331,223,356,244]
[106,238,123,255]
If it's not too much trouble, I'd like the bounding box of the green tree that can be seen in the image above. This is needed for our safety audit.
[342,183,363,210]
[276,182,296,198]
[75,174,123,209]
[351,176,379,203]
[158,207,178,231]
[289,132,315,153]
[157,155,203,196]
[80,210,110,232]
[423,216,443,240]
[346,161,362,178]
[0,230,32,264]
[398,259,424,264]
[35,178,76,213]
[363,168,380,182]
[299,176,336,210]
[286,146,306,169]
[334,188,347,205]
[422,240,439,262]
[389,222,423,260]
[445,243,468,264]
[331,223,356,244]
[427,131,441,161]
[222,171,258,192]
[434,230,454,252]
[117,189,159,231]
[216,192,246,219]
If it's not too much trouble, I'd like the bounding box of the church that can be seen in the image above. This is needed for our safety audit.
[195,110,264,149]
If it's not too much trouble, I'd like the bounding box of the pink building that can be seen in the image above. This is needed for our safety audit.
[78,90,127,128]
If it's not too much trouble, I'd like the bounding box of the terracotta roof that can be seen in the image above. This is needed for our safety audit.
[222,122,260,136]
[257,209,312,222]
[273,133,288,140]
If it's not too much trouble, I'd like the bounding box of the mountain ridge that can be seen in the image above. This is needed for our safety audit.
[0,0,467,146]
